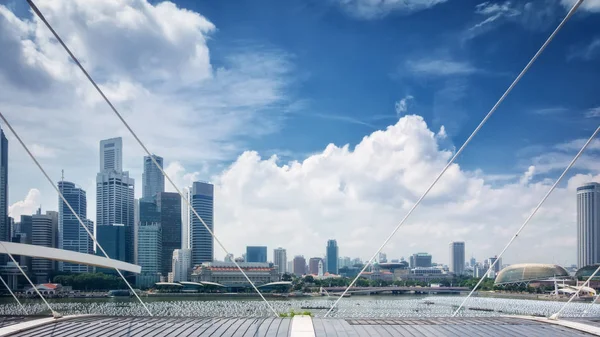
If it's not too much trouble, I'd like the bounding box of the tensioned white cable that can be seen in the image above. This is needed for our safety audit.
[553,260,600,319]
[581,266,600,317]
[0,112,151,316]
[0,240,58,317]
[324,0,586,318]
[453,124,599,317]
[0,272,27,315]
[26,0,278,316]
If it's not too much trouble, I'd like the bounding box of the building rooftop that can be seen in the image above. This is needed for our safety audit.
[0,316,598,336]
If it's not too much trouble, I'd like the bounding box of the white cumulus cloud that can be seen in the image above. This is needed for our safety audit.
[170,115,589,266]
[519,165,536,185]
[9,188,41,220]
[0,0,296,220]
[395,95,414,116]
[333,0,448,19]
[561,0,600,12]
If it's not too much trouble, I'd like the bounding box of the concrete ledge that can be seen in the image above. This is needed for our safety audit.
[290,315,315,337]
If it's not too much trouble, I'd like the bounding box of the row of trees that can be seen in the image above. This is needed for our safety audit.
[53,273,126,291]
[285,274,499,292]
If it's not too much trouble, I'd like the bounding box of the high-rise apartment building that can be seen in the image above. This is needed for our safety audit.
[577,182,600,268]
[142,155,164,199]
[190,181,214,265]
[0,126,8,245]
[246,246,267,263]
[273,247,287,274]
[449,242,465,275]
[157,192,181,275]
[58,180,93,273]
[31,209,58,283]
[326,240,339,274]
[172,249,192,282]
[96,137,135,263]
[293,255,306,276]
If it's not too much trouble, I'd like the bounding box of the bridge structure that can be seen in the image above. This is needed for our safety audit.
[322,286,469,295]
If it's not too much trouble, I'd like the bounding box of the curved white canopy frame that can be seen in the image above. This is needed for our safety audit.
[0,241,141,274]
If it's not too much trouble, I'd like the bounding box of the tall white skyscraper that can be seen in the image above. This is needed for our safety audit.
[181,187,192,249]
[449,241,465,275]
[96,137,135,263]
[99,137,122,172]
[172,248,192,282]
[577,182,600,268]
[273,247,287,274]
[142,155,164,199]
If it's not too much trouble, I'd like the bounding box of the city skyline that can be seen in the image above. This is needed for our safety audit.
[3,0,600,266]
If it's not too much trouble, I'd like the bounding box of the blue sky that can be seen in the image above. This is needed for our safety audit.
[1,0,600,263]
[179,0,600,177]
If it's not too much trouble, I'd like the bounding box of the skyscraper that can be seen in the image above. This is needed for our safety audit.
[181,187,191,249]
[156,192,181,275]
[96,137,135,263]
[31,209,58,283]
[410,253,432,268]
[99,137,122,172]
[293,255,306,276]
[142,155,164,199]
[449,242,465,275]
[577,182,600,268]
[96,224,127,266]
[0,126,8,244]
[190,181,214,265]
[326,239,339,274]
[172,249,192,282]
[246,246,267,263]
[58,180,93,273]
[486,256,502,273]
[134,198,139,264]
[136,222,162,287]
[273,247,287,274]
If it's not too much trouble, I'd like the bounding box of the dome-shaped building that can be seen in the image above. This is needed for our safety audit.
[494,263,570,285]
[575,265,600,280]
